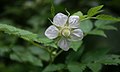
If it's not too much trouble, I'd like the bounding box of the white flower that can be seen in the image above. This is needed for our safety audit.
[45,13,83,51]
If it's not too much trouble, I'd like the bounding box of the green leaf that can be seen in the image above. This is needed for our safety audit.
[98,55,120,65]
[87,63,102,72]
[10,46,43,66]
[0,24,56,48]
[51,4,55,17]
[28,46,50,61]
[66,46,84,63]
[35,37,57,48]
[0,24,36,41]
[96,14,120,21]
[0,19,14,25]
[0,47,10,56]
[80,20,93,33]
[67,62,86,72]
[73,11,83,17]
[73,11,88,21]
[42,64,65,72]
[30,57,43,67]
[95,20,116,27]
[81,48,110,63]
[10,53,22,62]
[87,5,104,17]
[70,41,83,51]
[10,52,43,67]
[99,25,117,30]
[88,29,107,37]
[95,20,117,30]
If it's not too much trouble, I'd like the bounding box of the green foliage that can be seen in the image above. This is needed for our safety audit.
[87,5,104,17]
[76,48,120,72]
[96,14,120,21]
[87,63,102,72]
[67,62,86,72]
[0,2,120,72]
[88,29,107,37]
[0,47,10,56]
[70,41,83,51]
[28,46,50,61]
[66,46,84,63]
[66,47,114,72]
[0,24,56,48]
[73,11,83,17]
[73,11,87,20]
[80,20,93,34]
[51,3,55,17]
[0,24,37,41]
[42,64,65,72]
[81,48,110,63]
[98,55,120,65]
[95,20,117,30]
[10,46,45,66]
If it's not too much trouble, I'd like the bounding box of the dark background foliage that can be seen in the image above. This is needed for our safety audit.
[0,0,120,72]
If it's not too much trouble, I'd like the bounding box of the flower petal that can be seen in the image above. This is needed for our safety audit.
[45,25,59,39]
[69,16,80,28]
[53,13,68,27]
[70,29,83,41]
[58,37,70,51]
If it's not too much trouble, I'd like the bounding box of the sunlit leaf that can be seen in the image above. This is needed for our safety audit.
[87,5,104,17]
[73,11,83,17]
[73,11,83,19]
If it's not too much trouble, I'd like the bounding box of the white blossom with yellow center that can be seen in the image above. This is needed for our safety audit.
[45,13,83,51]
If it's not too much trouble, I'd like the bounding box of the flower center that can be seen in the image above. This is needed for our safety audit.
[62,28,70,37]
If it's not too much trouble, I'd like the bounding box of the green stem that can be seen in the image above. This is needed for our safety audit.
[56,50,63,57]
[81,17,96,21]
[49,47,54,64]
[31,41,55,65]
[52,50,64,62]
[29,40,51,54]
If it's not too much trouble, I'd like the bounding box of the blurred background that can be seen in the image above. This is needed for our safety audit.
[0,0,120,72]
